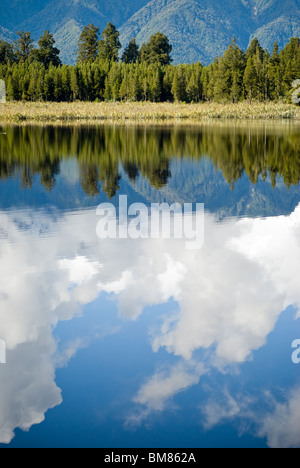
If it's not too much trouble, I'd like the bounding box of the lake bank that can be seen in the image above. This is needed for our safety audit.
[0,101,299,123]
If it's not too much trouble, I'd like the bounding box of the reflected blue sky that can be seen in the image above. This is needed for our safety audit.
[0,124,299,448]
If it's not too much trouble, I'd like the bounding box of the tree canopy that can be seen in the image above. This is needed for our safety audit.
[140,33,172,66]
[14,31,35,62]
[121,38,140,64]
[77,24,100,64]
[34,31,61,68]
[98,22,121,62]
[0,26,299,105]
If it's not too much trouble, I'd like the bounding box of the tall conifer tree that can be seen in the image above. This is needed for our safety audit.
[77,24,100,64]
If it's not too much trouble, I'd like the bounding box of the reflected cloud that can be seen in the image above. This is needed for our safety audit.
[0,204,299,445]
[200,384,300,449]
[201,389,253,430]
[137,361,206,412]
[0,331,62,444]
[151,207,300,364]
[126,361,207,427]
[258,385,300,449]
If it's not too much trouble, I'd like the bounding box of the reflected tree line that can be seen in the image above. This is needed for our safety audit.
[0,125,299,196]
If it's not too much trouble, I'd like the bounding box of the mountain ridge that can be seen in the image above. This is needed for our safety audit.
[0,0,299,64]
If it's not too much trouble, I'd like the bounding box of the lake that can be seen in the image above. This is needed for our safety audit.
[0,121,299,448]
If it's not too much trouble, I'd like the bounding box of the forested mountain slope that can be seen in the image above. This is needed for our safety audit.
[0,0,299,64]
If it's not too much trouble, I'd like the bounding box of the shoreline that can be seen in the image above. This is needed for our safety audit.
[0,101,299,123]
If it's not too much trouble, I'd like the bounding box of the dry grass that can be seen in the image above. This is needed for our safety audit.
[0,101,299,123]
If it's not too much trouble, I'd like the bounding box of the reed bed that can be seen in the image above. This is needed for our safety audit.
[0,101,299,123]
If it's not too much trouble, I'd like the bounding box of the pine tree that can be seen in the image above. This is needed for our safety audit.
[53,67,63,101]
[61,65,71,101]
[77,24,100,64]
[129,66,141,101]
[14,31,35,62]
[119,66,130,100]
[98,23,121,62]
[70,66,80,100]
[122,38,140,64]
[27,63,39,100]
[36,68,45,101]
[171,65,187,102]
[243,56,256,102]
[110,63,122,100]
[6,74,18,100]
[162,65,175,101]
[35,31,61,68]
[140,62,149,101]
[268,42,281,100]
[104,75,111,101]
[140,33,172,66]
[0,41,15,64]
[246,38,264,61]
[20,65,30,100]
[82,63,95,100]
[149,65,162,102]
[186,63,203,102]
[281,38,300,95]
[201,64,214,101]
[93,65,105,100]
[214,38,245,102]
[253,46,266,101]
[262,50,272,100]
[44,64,55,100]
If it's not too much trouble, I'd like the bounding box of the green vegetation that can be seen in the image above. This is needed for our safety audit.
[98,23,121,63]
[139,33,173,66]
[0,23,299,104]
[122,39,140,64]
[76,24,99,64]
[14,31,35,62]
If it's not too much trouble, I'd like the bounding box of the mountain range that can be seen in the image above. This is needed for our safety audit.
[0,0,299,64]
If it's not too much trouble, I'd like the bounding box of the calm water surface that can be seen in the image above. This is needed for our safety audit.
[0,122,299,448]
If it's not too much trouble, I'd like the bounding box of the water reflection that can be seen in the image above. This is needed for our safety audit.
[0,122,299,211]
[0,203,299,447]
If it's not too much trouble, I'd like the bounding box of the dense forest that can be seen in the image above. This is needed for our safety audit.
[0,124,299,197]
[0,23,299,103]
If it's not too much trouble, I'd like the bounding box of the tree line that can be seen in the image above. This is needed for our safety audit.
[0,23,299,103]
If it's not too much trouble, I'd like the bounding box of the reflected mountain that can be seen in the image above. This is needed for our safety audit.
[0,122,300,217]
